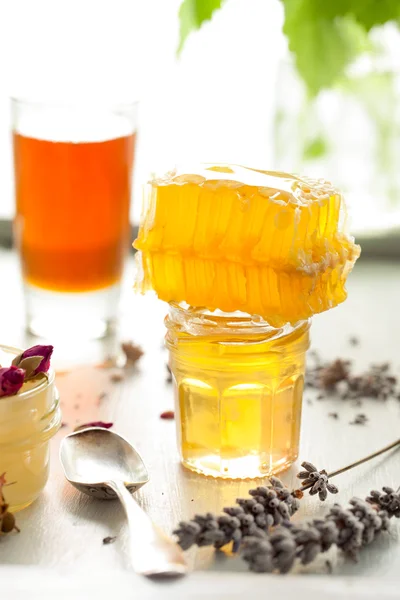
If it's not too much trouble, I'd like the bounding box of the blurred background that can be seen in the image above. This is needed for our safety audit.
[1,0,399,358]
[0,0,281,227]
[0,0,398,246]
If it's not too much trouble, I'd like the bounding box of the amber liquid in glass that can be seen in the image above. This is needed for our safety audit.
[13,133,135,292]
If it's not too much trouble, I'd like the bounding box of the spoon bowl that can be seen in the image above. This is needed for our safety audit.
[60,427,149,500]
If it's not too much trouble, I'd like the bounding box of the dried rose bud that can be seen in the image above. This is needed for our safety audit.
[160,410,175,420]
[19,345,53,374]
[1,511,17,534]
[0,366,25,398]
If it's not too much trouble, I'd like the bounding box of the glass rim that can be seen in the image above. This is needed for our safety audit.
[10,96,139,111]
[0,344,55,402]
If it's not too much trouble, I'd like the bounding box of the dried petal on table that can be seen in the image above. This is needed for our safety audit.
[160,410,175,420]
[97,357,117,370]
[110,371,124,383]
[103,536,117,545]
[121,342,143,365]
[74,421,113,432]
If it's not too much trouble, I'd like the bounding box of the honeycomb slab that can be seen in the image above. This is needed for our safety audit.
[134,164,360,326]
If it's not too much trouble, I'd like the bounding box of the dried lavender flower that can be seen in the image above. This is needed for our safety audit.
[320,359,350,389]
[297,462,338,501]
[241,487,397,573]
[328,498,390,555]
[241,535,273,573]
[306,355,399,402]
[241,516,339,574]
[366,487,400,518]
[347,363,397,401]
[349,414,368,426]
[173,477,299,552]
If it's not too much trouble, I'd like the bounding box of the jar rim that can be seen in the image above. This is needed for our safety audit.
[167,302,310,337]
[0,344,55,403]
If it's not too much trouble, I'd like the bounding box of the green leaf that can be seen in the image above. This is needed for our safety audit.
[178,0,224,54]
[318,0,400,31]
[303,136,328,161]
[351,0,400,30]
[282,0,371,96]
[175,0,400,93]
[282,0,400,96]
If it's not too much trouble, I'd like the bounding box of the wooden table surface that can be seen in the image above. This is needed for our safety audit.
[1,248,400,599]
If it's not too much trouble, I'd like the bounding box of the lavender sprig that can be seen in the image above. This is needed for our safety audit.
[174,440,400,563]
[173,477,299,552]
[241,490,394,573]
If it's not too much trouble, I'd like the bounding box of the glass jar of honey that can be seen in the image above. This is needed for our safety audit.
[165,304,310,479]
[0,345,61,511]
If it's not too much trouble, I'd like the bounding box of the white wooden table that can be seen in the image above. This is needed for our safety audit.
[1,248,400,599]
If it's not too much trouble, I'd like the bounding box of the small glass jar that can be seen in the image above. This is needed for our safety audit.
[0,345,61,511]
[165,305,310,479]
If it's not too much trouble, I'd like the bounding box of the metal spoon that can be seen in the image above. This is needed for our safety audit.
[60,427,188,578]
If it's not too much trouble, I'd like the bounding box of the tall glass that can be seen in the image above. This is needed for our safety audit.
[12,99,138,339]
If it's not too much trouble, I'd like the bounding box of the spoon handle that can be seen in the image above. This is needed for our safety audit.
[107,479,188,578]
